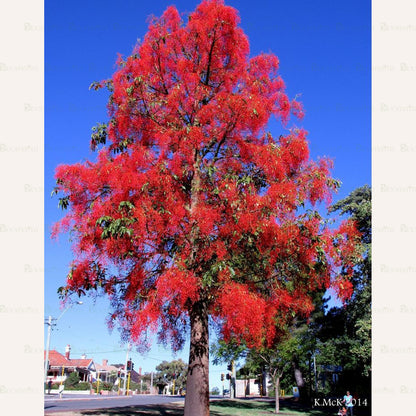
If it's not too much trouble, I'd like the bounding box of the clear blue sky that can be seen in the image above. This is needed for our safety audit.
[45,0,370,389]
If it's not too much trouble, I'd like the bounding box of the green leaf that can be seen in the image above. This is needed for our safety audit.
[96,216,113,227]
[89,81,102,91]
[58,196,70,210]
[90,123,108,151]
[118,201,135,213]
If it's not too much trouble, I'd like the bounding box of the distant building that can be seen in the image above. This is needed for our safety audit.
[44,344,95,383]
[94,359,120,383]
[111,362,141,383]
[235,373,270,397]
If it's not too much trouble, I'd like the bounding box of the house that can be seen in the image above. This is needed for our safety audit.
[44,344,95,383]
[235,373,270,397]
[94,359,120,384]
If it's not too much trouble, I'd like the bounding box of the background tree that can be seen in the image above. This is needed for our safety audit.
[330,185,371,381]
[212,185,371,411]
[281,290,327,402]
[277,186,371,398]
[213,332,308,414]
[154,359,188,394]
[282,185,371,397]
[211,339,247,398]
[53,1,361,415]
[246,341,294,414]
[316,185,371,393]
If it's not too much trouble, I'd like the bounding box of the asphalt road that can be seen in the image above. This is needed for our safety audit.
[44,394,185,413]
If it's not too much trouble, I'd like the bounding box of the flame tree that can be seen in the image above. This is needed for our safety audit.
[52,1,360,415]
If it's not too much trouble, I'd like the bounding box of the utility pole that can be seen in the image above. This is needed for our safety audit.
[123,343,131,395]
[44,302,83,386]
[44,316,53,384]
[150,371,154,394]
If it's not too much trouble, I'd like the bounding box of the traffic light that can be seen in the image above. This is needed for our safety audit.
[226,373,231,380]
[227,364,232,371]
[131,362,134,371]
[221,373,224,381]
[127,360,132,371]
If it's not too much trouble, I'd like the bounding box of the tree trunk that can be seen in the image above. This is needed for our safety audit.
[292,359,307,401]
[184,300,209,416]
[274,376,280,414]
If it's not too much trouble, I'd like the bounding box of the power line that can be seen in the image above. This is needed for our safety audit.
[69,349,176,364]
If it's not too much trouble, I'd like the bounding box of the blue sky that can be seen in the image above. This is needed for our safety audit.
[45,0,370,389]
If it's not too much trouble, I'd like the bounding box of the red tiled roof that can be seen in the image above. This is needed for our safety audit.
[44,350,68,366]
[71,359,93,367]
[44,350,92,369]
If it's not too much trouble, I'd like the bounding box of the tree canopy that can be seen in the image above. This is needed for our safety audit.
[53,1,361,414]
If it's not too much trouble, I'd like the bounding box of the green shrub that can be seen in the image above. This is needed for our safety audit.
[45,382,59,390]
[63,381,91,391]
[64,372,80,388]
[92,381,113,391]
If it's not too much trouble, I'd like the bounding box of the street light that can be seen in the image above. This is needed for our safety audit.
[44,301,83,384]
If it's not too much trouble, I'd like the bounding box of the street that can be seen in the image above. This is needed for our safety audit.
[44,394,184,413]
